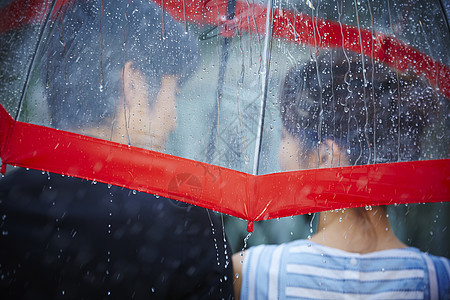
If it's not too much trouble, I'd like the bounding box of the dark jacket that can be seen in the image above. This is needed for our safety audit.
[0,168,233,299]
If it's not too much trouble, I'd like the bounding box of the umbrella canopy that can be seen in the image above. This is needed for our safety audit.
[0,0,448,232]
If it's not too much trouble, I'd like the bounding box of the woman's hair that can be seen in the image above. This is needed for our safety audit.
[42,0,198,130]
[280,49,441,166]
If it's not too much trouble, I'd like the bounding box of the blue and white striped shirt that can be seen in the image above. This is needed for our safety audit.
[241,240,450,299]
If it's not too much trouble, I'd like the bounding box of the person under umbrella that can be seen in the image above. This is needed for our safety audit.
[0,0,233,299]
[232,50,449,299]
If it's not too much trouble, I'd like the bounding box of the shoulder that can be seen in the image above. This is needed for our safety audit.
[241,241,309,285]
[363,248,449,300]
[244,239,323,268]
[419,251,450,273]
[418,252,450,299]
[240,240,317,299]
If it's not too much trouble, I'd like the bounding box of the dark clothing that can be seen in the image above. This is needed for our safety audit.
[0,169,233,299]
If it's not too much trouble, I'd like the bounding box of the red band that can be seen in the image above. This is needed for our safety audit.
[1,104,448,230]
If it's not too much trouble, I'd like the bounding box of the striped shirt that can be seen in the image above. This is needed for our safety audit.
[241,240,450,299]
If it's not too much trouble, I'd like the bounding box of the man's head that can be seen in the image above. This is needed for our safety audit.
[279,49,441,171]
[43,0,198,150]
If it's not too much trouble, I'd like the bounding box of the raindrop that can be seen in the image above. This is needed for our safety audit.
[242,232,252,254]
[235,273,239,279]
[107,184,112,189]
[151,287,155,293]
[92,180,97,185]
[2,230,8,236]
[339,217,343,223]
[132,190,137,195]
[155,194,160,199]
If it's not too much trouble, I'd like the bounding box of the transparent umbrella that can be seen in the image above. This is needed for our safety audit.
[0,0,448,233]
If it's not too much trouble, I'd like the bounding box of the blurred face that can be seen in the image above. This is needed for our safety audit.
[100,62,178,151]
[278,128,315,171]
[147,75,178,151]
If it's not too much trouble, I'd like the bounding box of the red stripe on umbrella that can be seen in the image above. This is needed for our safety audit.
[1,105,448,231]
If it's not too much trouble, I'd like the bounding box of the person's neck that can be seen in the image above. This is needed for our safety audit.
[309,207,407,254]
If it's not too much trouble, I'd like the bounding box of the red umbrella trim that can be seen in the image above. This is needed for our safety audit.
[1,104,448,232]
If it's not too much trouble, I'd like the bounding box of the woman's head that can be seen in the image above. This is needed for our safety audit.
[279,49,440,170]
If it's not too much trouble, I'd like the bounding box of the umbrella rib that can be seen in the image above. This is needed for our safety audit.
[206,0,238,164]
[14,0,57,122]
[252,0,274,175]
[437,0,450,33]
